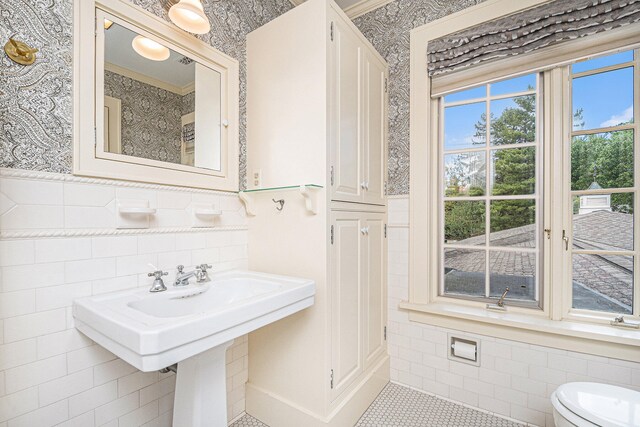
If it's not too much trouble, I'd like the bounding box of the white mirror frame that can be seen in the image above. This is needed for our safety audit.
[73,0,240,192]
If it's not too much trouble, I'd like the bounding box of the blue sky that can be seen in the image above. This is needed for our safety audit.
[572,66,633,130]
[443,50,635,152]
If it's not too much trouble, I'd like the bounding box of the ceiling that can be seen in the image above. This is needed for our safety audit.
[288,0,393,18]
[104,21,196,89]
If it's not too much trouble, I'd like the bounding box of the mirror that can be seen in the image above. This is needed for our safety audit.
[75,0,238,191]
[102,21,222,171]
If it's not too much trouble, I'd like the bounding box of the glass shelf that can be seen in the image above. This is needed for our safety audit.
[239,184,322,215]
[241,184,323,193]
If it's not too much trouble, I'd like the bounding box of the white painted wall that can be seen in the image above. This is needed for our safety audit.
[0,169,248,426]
[387,196,640,427]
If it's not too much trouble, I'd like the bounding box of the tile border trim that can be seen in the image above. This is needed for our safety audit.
[0,225,249,240]
[0,168,239,196]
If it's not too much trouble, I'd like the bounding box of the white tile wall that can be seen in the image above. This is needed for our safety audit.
[386,196,640,427]
[0,171,249,426]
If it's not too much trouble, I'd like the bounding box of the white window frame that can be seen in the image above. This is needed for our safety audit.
[404,0,640,360]
[438,76,543,309]
[563,50,640,325]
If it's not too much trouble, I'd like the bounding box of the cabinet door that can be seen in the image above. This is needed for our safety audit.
[330,212,363,400]
[362,53,387,205]
[330,17,363,204]
[362,213,386,368]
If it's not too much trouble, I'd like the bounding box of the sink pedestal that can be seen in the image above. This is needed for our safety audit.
[173,340,234,427]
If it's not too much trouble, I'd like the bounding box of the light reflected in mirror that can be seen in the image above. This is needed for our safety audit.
[102,21,222,171]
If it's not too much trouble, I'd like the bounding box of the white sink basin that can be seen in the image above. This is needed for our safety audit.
[73,270,315,427]
[127,278,280,319]
[73,270,315,371]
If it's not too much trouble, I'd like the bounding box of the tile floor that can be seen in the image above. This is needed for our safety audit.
[230,382,524,427]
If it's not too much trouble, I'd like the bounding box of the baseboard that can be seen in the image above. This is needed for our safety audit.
[246,356,389,427]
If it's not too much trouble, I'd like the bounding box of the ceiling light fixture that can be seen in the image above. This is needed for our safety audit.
[168,0,211,34]
[131,35,170,61]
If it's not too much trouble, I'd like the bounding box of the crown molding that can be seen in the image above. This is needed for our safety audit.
[342,0,394,18]
[105,62,187,95]
[288,0,393,18]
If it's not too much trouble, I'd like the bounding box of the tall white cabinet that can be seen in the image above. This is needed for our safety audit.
[244,0,389,426]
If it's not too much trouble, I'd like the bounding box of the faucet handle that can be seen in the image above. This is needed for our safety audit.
[176,265,184,273]
[195,264,212,283]
[148,270,168,293]
[148,270,168,279]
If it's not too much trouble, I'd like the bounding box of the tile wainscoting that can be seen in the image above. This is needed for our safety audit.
[387,196,640,427]
[3,183,639,427]
[0,169,249,426]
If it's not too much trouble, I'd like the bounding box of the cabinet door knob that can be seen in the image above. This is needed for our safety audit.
[360,182,367,190]
[361,227,369,235]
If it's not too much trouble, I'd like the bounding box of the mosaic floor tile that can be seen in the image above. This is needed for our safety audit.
[230,382,524,426]
[230,414,269,427]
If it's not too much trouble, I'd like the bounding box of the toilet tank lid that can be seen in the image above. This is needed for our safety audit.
[556,382,640,427]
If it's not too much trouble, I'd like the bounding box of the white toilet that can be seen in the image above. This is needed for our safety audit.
[551,382,640,426]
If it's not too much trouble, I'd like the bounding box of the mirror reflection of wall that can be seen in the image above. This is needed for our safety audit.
[102,20,222,171]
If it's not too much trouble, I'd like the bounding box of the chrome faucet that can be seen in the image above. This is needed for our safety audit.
[174,265,196,286]
[174,264,213,286]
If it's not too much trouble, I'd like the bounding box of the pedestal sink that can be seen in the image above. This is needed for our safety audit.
[73,270,315,426]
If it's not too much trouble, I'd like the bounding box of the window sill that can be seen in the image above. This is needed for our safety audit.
[399,301,640,362]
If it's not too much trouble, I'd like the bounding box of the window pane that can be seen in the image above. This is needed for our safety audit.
[490,73,536,96]
[572,254,633,314]
[490,200,536,248]
[489,251,536,301]
[444,201,485,244]
[444,152,486,197]
[490,95,536,146]
[572,67,634,131]
[444,102,486,150]
[491,147,536,195]
[570,130,633,191]
[444,249,485,297]
[573,193,633,251]
[444,86,486,104]
[572,50,634,74]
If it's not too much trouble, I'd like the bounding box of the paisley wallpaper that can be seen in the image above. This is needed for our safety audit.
[2,0,533,194]
[104,70,184,164]
[353,0,483,195]
[0,0,73,173]
[0,0,292,189]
